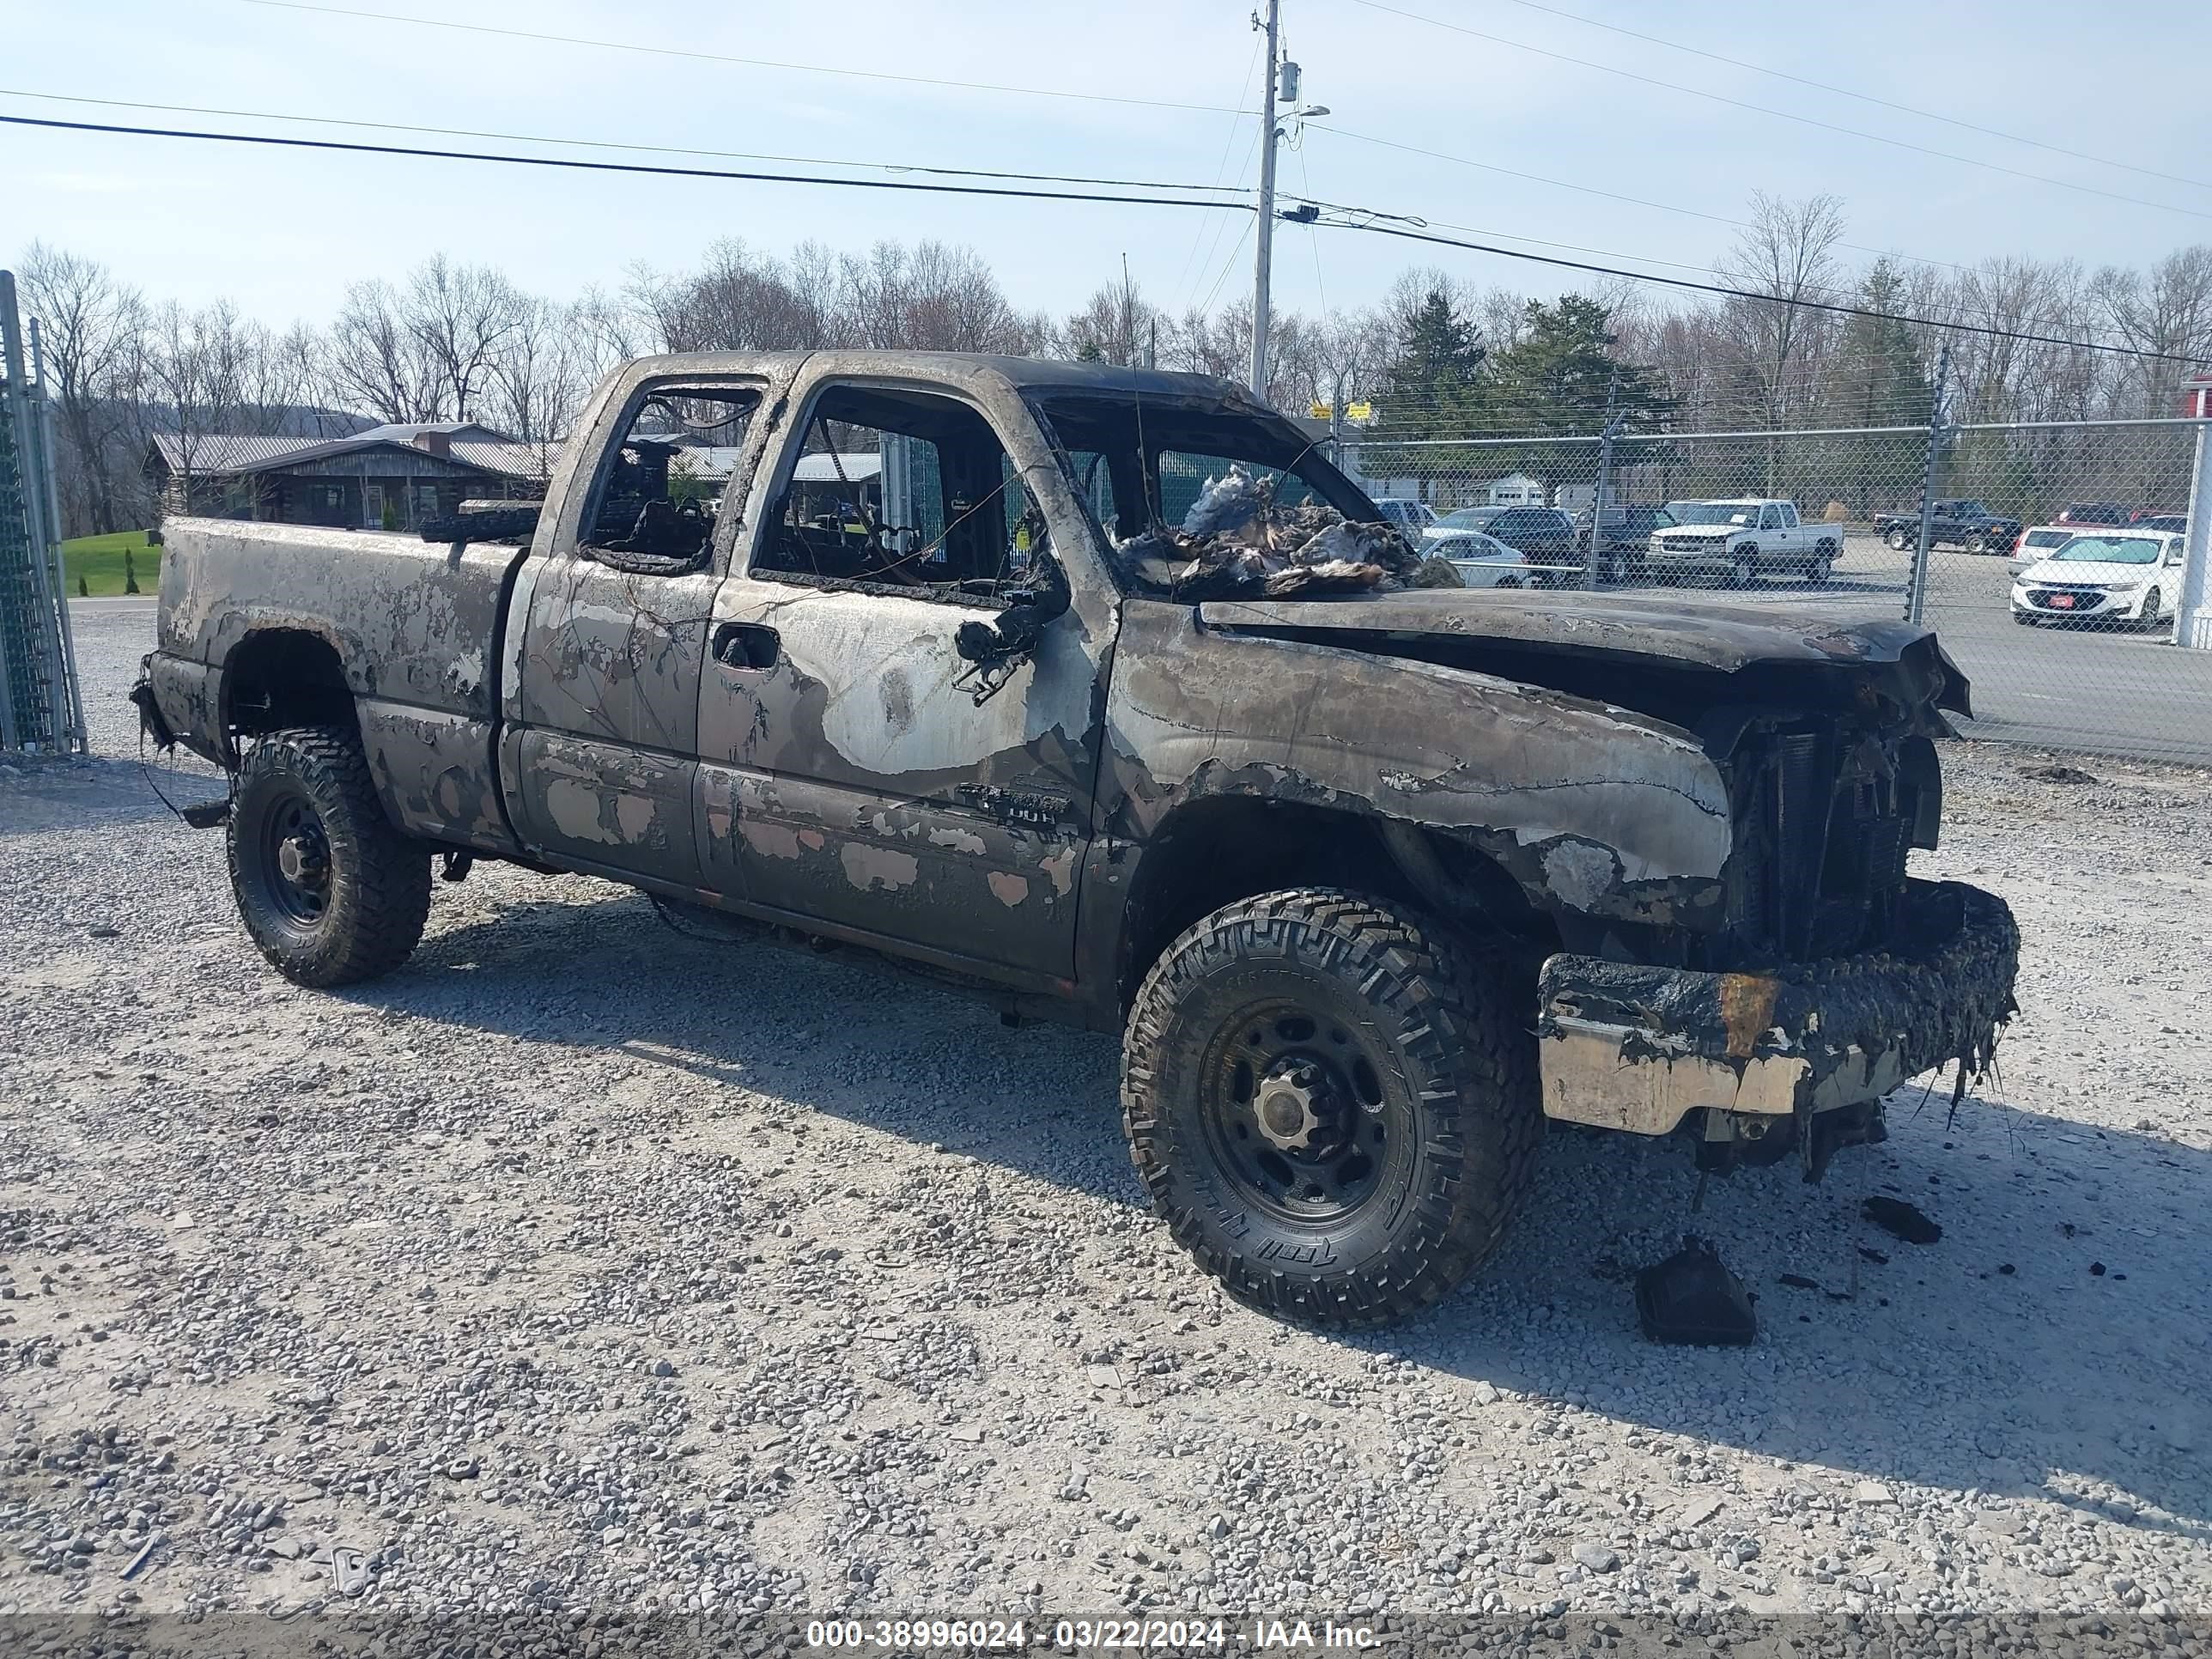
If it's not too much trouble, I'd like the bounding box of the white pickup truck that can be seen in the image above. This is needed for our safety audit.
[1649,498,1839,586]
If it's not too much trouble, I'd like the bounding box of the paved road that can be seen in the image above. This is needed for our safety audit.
[1590,534,2212,769]
[74,548,2212,773]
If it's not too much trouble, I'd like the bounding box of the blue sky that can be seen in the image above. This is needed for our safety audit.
[8,0,2210,327]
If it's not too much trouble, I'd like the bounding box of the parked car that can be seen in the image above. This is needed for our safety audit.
[1370,498,1437,537]
[1427,531,1529,588]
[1426,505,1578,572]
[2006,524,2078,579]
[134,349,2016,1329]
[2010,528,2186,629]
[2135,513,2188,535]
[1646,498,1839,586]
[1572,504,1677,582]
[2057,501,2135,526]
[1872,499,2023,554]
[1372,499,1429,533]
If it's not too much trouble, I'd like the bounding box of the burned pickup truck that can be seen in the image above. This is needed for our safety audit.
[137,351,2016,1328]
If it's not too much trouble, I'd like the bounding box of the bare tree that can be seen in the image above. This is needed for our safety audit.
[141,300,270,518]
[487,296,594,471]
[2096,246,2212,416]
[325,278,435,424]
[16,243,147,535]
[1714,191,1848,430]
[404,255,526,422]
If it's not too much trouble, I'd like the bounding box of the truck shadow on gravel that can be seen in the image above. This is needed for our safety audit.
[379,885,2211,1540]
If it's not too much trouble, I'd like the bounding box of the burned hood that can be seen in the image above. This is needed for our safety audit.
[1197,588,1937,673]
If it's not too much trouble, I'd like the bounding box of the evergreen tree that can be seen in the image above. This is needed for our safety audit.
[1374,289,1487,498]
[1829,261,1932,514]
[1482,295,1674,497]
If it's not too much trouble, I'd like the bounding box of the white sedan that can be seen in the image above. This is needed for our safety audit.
[2009,530,2186,629]
[1430,532,1530,589]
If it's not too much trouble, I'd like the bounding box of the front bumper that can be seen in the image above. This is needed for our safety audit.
[2012,582,2131,618]
[1534,880,2018,1170]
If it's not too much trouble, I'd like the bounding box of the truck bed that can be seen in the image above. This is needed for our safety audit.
[152,519,533,854]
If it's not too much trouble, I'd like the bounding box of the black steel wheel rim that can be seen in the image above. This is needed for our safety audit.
[1194,992,1411,1224]
[260,791,331,925]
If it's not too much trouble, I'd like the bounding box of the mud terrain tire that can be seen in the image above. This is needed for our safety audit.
[1121,888,1541,1328]
[228,726,431,988]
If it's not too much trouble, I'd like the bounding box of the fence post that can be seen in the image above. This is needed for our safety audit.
[2176,415,2212,651]
[1905,342,1952,627]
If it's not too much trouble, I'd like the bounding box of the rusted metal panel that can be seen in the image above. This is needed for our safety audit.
[511,729,703,889]
[356,699,517,854]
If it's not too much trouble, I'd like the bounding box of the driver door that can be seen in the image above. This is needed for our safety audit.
[695,374,1103,984]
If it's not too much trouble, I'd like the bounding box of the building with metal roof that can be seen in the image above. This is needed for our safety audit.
[144,421,550,531]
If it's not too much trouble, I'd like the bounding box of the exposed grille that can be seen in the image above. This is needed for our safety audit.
[2028,586,2106,611]
[1729,727,1916,963]
[1659,534,1719,554]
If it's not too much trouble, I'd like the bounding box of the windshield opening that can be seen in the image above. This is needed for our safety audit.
[1025,391,1419,599]
[2051,535,2160,565]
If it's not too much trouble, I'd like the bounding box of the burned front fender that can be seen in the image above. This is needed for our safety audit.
[1103,603,1736,928]
[1534,878,2018,1165]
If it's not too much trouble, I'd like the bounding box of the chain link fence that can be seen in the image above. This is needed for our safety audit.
[0,271,87,755]
[1335,413,2212,768]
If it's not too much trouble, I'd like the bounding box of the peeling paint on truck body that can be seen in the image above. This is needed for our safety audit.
[143,349,2015,1166]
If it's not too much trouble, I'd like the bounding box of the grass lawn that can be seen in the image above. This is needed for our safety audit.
[61,530,161,598]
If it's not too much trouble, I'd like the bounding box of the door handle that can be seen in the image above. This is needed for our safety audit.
[713,621,779,671]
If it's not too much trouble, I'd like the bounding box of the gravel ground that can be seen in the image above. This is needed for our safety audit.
[2,599,2209,1640]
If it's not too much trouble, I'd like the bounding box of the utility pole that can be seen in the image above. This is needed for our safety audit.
[1905,341,1952,628]
[1249,0,1282,398]
[2174,374,2212,650]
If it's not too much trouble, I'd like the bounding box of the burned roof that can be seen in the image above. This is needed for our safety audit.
[623,349,1267,410]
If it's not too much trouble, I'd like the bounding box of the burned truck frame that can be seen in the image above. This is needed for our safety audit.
[138,350,2018,1328]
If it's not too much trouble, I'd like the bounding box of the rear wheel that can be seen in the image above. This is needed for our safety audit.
[1121,889,1540,1328]
[1886,526,1912,551]
[228,726,432,987]
[1808,541,1837,583]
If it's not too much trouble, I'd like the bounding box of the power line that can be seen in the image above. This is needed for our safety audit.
[1318,216,2212,368]
[1344,0,2212,225]
[1170,38,1268,307]
[14,108,2203,370]
[0,114,1260,214]
[1310,123,1973,277]
[1479,0,2212,195]
[0,88,1252,197]
[236,0,1254,118]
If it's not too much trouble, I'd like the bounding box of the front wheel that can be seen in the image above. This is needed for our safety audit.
[1886,526,1912,551]
[1121,889,1541,1328]
[2140,590,2165,630]
[1729,546,1759,588]
[228,726,432,987]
